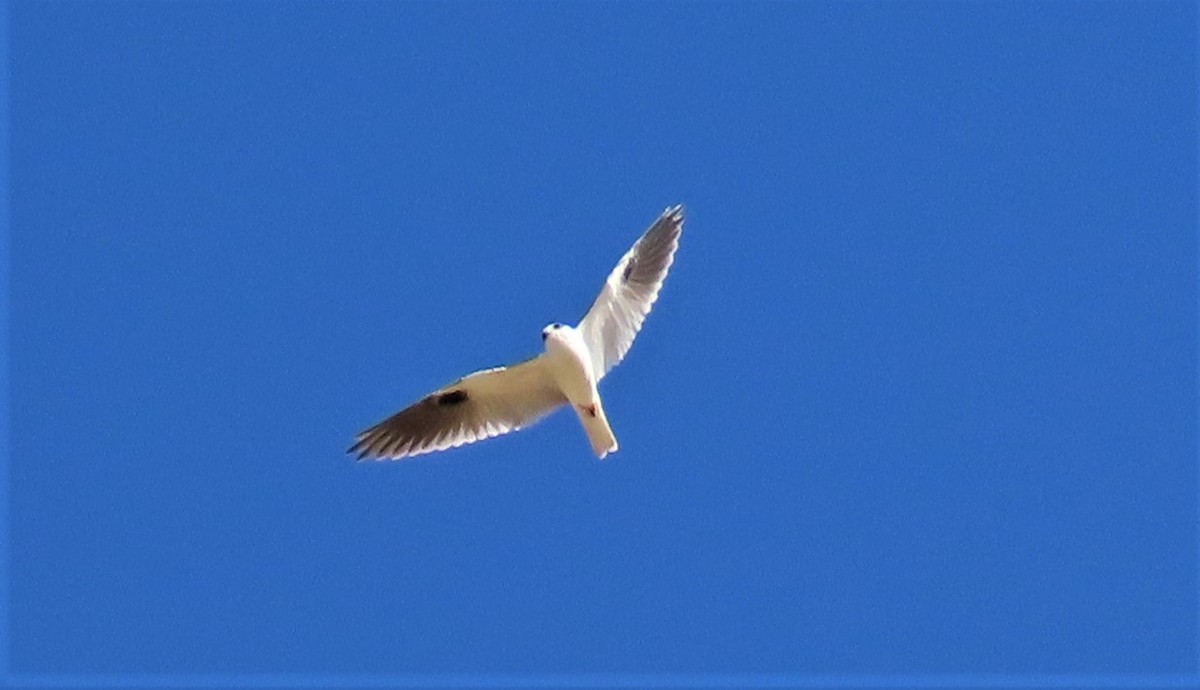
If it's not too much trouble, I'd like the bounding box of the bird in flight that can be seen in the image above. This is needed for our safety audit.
[349,204,684,461]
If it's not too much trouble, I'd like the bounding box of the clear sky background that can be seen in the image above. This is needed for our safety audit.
[7,0,1197,681]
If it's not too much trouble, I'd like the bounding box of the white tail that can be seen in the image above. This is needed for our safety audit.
[576,399,619,459]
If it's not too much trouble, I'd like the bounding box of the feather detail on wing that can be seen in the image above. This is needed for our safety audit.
[577,205,684,381]
[349,355,567,461]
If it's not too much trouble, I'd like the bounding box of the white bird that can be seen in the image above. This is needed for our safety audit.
[349,205,684,461]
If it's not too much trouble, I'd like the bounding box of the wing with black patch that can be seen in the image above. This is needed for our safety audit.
[577,205,684,381]
[349,355,568,460]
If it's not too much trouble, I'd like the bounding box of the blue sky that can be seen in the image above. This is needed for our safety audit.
[6,0,1197,682]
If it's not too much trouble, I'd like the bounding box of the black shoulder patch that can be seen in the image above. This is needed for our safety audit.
[622,257,636,282]
[435,390,469,406]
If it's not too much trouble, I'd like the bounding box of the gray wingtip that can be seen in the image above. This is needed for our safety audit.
[347,436,374,461]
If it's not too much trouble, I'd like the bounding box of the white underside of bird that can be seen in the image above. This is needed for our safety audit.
[542,322,618,458]
[349,204,684,461]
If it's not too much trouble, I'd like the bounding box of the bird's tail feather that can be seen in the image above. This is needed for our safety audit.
[577,400,618,459]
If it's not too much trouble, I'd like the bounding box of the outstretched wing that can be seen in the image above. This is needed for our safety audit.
[349,355,567,461]
[577,205,684,381]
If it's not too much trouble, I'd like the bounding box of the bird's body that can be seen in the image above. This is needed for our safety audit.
[542,323,599,407]
[542,323,618,458]
[349,205,684,461]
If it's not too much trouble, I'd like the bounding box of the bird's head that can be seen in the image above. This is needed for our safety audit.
[541,322,567,342]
